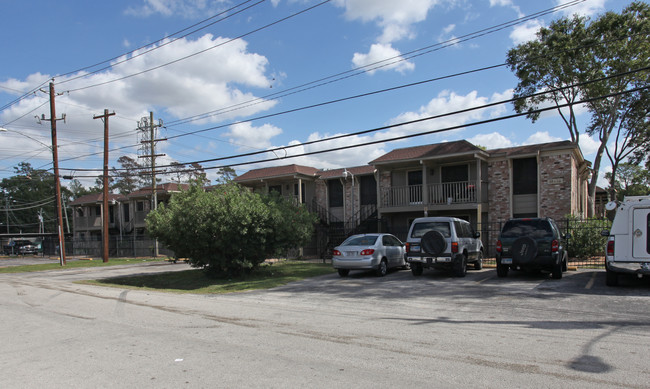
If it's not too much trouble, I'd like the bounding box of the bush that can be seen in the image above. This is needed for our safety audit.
[565,215,611,259]
[146,183,317,277]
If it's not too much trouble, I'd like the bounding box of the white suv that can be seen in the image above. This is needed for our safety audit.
[603,196,650,286]
[405,217,484,277]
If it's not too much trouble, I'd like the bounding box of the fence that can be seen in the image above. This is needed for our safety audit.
[39,236,174,259]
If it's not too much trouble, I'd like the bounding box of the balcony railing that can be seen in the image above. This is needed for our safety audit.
[380,180,477,208]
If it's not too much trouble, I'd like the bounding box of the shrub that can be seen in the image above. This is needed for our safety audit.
[565,215,611,259]
[146,183,317,277]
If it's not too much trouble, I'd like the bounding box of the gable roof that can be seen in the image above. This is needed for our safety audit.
[69,193,127,206]
[128,183,189,198]
[234,164,320,183]
[317,165,376,179]
[488,140,582,159]
[369,140,485,165]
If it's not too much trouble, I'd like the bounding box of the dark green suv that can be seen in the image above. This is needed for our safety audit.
[495,217,568,279]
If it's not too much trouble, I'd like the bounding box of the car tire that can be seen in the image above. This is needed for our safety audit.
[605,267,619,287]
[376,259,388,277]
[496,264,509,278]
[474,251,483,270]
[421,231,446,256]
[411,263,423,276]
[512,237,538,264]
[337,269,350,277]
[551,261,563,279]
[454,255,467,277]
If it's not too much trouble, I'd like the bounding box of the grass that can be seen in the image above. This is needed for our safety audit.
[0,257,162,273]
[81,260,335,294]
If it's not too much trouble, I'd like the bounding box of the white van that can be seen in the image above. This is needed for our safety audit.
[603,196,650,286]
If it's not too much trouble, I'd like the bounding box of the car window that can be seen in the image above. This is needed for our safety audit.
[386,235,402,246]
[411,222,451,238]
[342,236,378,246]
[501,219,553,239]
[382,236,392,246]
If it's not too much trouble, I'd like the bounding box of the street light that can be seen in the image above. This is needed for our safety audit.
[0,126,53,150]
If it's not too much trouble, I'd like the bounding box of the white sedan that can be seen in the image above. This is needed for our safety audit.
[332,233,407,277]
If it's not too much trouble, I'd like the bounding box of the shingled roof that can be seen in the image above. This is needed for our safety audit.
[128,183,189,198]
[487,140,578,158]
[69,193,127,206]
[370,140,484,164]
[317,165,376,179]
[234,164,320,183]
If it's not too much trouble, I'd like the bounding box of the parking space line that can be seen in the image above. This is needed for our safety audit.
[585,272,597,289]
[475,274,495,284]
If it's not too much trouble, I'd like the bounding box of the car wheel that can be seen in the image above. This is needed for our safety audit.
[421,231,446,256]
[376,259,388,277]
[474,251,483,270]
[496,264,509,278]
[605,267,619,287]
[454,255,467,277]
[337,269,350,277]
[551,261,563,279]
[512,237,538,264]
[411,263,423,276]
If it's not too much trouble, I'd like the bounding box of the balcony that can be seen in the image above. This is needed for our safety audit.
[380,181,478,208]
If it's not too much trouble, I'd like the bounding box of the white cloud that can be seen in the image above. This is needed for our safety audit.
[579,133,601,157]
[225,122,283,150]
[489,0,523,17]
[125,0,230,18]
[352,43,415,74]
[523,131,564,145]
[468,132,514,149]
[556,0,607,17]
[510,19,544,45]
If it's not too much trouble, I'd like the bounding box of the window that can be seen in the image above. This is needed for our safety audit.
[123,203,130,223]
[328,180,343,207]
[95,205,101,217]
[136,201,145,212]
[268,185,282,194]
[109,205,114,224]
[513,157,537,195]
[410,221,451,238]
[441,164,468,183]
[360,175,377,205]
[76,208,84,218]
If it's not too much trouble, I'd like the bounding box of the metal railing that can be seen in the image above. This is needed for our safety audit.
[380,181,477,208]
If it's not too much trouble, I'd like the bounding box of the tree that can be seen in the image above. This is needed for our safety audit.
[111,156,147,194]
[604,162,650,200]
[506,2,650,214]
[68,179,93,198]
[215,166,237,184]
[0,162,72,233]
[146,183,317,277]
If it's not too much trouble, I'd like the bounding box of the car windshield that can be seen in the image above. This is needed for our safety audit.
[341,236,378,246]
[501,219,553,239]
[410,222,451,238]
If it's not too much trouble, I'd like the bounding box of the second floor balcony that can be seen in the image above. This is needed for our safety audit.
[380,180,479,208]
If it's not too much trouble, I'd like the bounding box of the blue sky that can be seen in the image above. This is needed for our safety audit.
[0,0,626,188]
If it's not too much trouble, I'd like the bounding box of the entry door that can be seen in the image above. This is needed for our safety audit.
[633,208,650,259]
[408,170,422,204]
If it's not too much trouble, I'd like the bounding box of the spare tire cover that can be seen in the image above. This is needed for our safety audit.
[421,231,446,256]
[512,236,538,263]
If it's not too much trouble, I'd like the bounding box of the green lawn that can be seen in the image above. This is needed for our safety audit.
[0,257,162,273]
[81,261,335,294]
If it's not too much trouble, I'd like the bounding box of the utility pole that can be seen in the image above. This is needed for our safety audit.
[138,112,165,257]
[39,82,66,266]
[94,109,115,263]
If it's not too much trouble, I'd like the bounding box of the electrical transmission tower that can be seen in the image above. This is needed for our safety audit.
[137,112,166,257]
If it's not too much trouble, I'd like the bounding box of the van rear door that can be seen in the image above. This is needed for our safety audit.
[632,208,650,259]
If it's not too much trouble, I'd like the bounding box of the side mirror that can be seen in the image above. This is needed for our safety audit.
[601,230,610,237]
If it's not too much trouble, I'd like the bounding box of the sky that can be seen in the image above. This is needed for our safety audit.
[0,0,629,189]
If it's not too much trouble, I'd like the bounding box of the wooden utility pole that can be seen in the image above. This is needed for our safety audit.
[94,109,115,263]
[42,82,67,266]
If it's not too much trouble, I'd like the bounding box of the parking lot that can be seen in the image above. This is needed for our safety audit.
[1,262,649,388]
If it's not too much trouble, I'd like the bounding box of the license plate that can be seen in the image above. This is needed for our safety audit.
[501,258,512,264]
[345,251,357,257]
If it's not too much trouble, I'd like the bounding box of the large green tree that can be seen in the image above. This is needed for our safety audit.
[0,162,72,234]
[506,2,650,214]
[146,183,317,277]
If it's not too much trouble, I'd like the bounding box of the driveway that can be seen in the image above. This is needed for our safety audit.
[1,264,649,388]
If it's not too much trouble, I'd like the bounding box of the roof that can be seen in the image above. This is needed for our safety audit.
[487,140,579,158]
[369,140,484,164]
[128,183,189,198]
[317,165,376,179]
[234,164,320,183]
[69,193,128,206]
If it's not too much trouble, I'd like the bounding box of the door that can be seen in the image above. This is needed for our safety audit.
[633,208,650,259]
[408,170,422,204]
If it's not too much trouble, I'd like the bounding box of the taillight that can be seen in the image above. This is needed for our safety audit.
[496,240,502,253]
[451,242,458,254]
[360,249,375,256]
[606,237,614,256]
[333,249,341,256]
[405,242,411,252]
[551,239,559,252]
